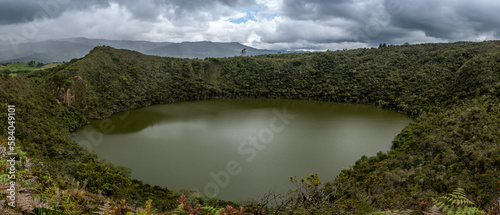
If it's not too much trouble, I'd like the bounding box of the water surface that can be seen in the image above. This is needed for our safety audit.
[72,99,411,201]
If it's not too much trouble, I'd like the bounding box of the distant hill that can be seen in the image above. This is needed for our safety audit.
[145,41,277,58]
[0,38,277,63]
[56,37,172,53]
[0,40,92,63]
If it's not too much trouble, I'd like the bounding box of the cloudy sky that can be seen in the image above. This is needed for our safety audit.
[0,0,499,51]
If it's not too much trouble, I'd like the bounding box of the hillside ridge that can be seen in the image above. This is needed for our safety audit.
[0,38,277,63]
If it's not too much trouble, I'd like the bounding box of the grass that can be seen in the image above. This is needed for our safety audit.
[0,62,39,71]
[40,63,63,70]
[0,62,62,76]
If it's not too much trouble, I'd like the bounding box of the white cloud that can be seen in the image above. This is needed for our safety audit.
[1,0,499,51]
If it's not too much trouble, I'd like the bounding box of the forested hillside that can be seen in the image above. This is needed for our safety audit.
[1,41,499,214]
[0,38,274,63]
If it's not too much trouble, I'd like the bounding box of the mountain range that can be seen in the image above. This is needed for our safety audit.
[0,37,278,63]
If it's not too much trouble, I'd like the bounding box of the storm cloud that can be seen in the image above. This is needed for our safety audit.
[0,0,110,25]
[0,0,498,50]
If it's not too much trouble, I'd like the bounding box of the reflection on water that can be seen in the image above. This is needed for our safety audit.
[72,99,412,201]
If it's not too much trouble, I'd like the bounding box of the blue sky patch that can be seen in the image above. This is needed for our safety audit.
[227,9,258,24]
[266,13,279,20]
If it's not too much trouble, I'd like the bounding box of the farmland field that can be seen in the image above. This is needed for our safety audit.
[0,62,62,76]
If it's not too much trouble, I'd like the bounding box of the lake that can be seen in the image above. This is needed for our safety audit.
[72,99,411,201]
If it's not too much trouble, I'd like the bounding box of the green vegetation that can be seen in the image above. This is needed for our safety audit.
[0,61,62,76]
[429,188,484,215]
[1,41,500,214]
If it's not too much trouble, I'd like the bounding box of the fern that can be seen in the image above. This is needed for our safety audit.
[172,203,186,215]
[423,205,441,215]
[94,201,112,215]
[201,206,224,215]
[433,188,484,215]
[370,209,412,215]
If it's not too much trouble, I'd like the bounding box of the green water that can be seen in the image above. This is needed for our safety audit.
[72,99,412,201]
